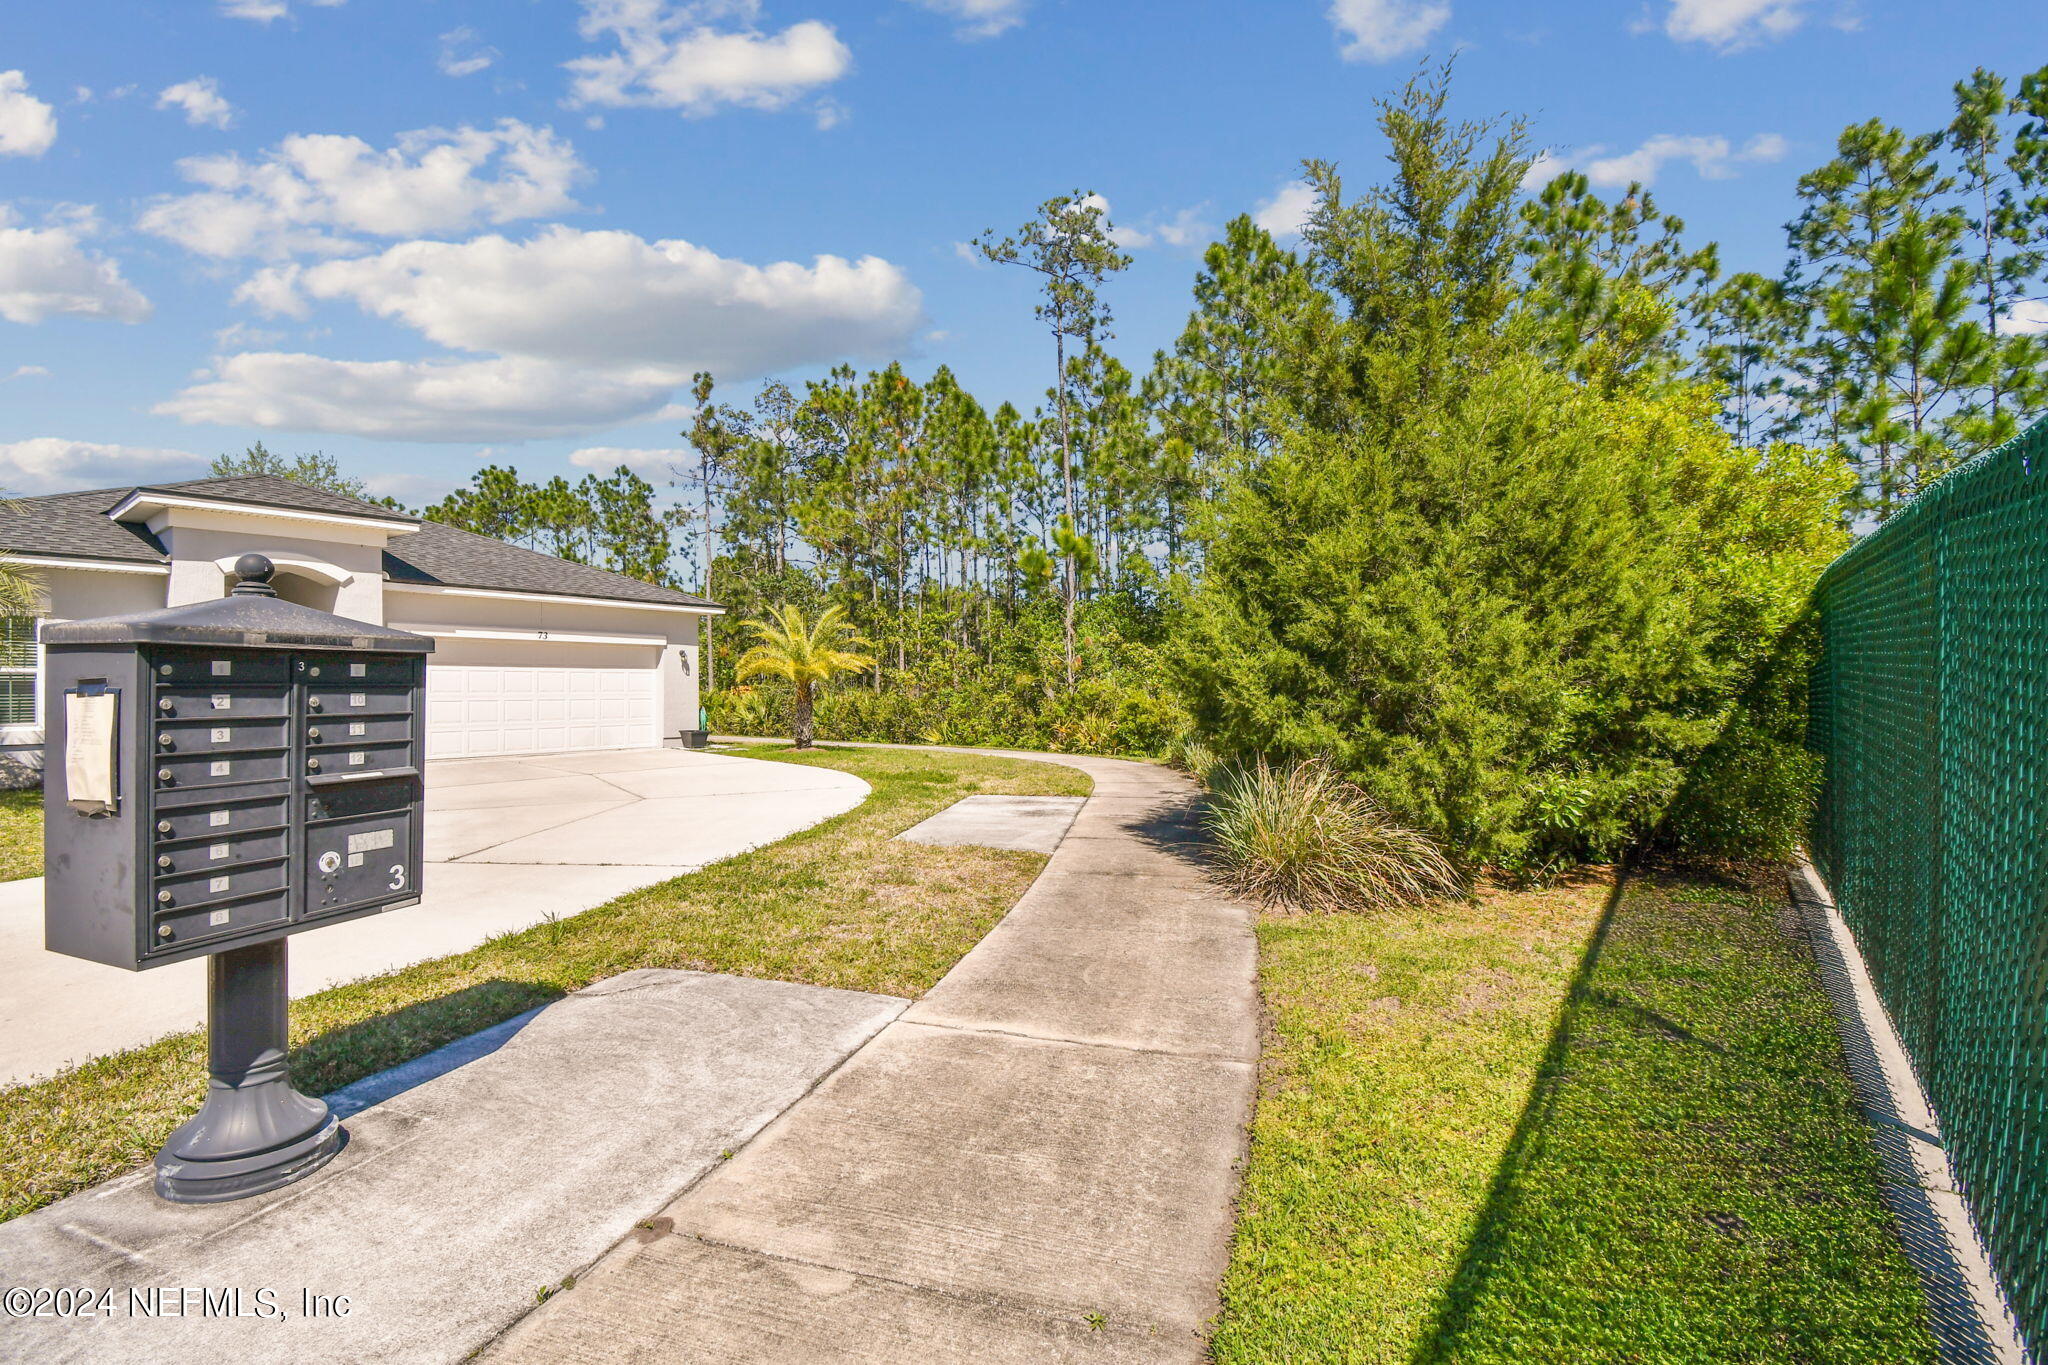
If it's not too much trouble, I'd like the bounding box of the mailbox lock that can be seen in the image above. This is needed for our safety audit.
[307,697,322,711]
[157,890,173,905]
[157,854,173,870]
[157,925,173,939]
[158,734,175,749]
[306,757,321,772]
[307,727,322,742]
[156,768,173,784]
[158,697,175,713]
[157,819,173,834]
[158,664,172,677]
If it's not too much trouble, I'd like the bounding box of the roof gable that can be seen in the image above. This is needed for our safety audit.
[0,475,717,611]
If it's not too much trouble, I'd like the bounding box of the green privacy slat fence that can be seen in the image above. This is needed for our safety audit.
[1809,415,2048,1356]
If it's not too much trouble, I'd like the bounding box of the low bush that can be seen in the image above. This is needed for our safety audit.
[1206,759,1463,913]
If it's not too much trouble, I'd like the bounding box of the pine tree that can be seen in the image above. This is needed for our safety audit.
[973,192,1131,685]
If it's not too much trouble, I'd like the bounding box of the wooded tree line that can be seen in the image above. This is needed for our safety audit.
[378,61,2045,867]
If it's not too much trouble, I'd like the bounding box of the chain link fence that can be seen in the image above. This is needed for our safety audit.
[1809,417,2048,1357]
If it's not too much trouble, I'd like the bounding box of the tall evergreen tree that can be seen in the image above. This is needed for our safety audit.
[973,191,1131,683]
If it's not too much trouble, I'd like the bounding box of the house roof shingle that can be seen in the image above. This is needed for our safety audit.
[0,475,718,611]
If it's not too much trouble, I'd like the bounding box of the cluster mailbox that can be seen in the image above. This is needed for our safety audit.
[41,554,433,1203]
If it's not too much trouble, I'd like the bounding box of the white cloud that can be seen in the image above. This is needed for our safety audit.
[2007,299,2048,337]
[156,354,681,443]
[175,226,923,442]
[1079,195,1212,252]
[1655,0,1805,50]
[0,214,153,325]
[157,77,236,130]
[4,364,50,382]
[0,439,205,494]
[438,28,500,78]
[138,120,586,259]
[569,446,686,476]
[1526,133,1786,192]
[0,72,58,158]
[1520,148,1572,191]
[900,0,1028,40]
[219,0,346,22]
[1579,132,1786,187]
[1329,0,1450,62]
[1253,179,1316,238]
[568,0,851,117]
[238,226,924,382]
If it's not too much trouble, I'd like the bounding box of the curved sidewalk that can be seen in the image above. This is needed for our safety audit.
[488,750,1260,1363]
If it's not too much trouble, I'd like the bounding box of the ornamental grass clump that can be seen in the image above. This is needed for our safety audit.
[1206,759,1462,913]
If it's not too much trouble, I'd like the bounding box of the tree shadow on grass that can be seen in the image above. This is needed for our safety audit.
[1403,858,1939,1365]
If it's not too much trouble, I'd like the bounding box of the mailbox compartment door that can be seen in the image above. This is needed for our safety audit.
[150,653,290,686]
[302,778,418,920]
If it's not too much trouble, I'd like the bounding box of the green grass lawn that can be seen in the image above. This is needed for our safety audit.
[0,788,41,882]
[0,744,1088,1223]
[1212,867,1936,1365]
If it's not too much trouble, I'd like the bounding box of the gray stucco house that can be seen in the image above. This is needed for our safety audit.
[0,475,721,779]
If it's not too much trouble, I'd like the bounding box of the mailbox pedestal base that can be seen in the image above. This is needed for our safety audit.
[154,938,341,1204]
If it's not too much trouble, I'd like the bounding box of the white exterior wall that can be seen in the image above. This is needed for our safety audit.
[0,565,171,782]
[154,515,388,623]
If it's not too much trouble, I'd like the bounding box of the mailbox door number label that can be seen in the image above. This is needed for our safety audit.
[210,727,230,743]
[210,660,232,677]
[209,760,231,777]
[349,693,367,708]
[208,875,230,893]
[350,663,367,678]
[210,694,231,710]
[209,810,230,827]
[349,722,366,736]
[347,828,395,854]
[209,910,231,927]
[209,843,230,860]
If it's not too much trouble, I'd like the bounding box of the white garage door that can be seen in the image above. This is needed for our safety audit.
[426,664,659,759]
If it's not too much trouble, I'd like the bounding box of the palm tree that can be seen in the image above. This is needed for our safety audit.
[734,604,874,749]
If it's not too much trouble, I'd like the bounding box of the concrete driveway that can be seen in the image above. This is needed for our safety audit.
[0,747,868,1085]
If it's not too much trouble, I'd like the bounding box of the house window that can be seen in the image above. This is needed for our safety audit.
[0,617,35,725]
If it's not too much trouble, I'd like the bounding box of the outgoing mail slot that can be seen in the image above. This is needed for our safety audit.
[305,806,417,917]
[149,892,289,954]
[154,688,290,721]
[307,714,412,746]
[151,791,289,842]
[155,716,291,753]
[150,651,290,687]
[155,857,290,910]
[305,685,411,716]
[155,746,291,789]
[152,826,289,874]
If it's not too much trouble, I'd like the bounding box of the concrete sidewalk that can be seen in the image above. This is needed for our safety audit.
[487,750,1258,1363]
[0,747,868,1083]
[0,970,906,1364]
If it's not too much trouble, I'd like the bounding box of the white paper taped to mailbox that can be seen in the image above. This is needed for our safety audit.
[65,690,117,814]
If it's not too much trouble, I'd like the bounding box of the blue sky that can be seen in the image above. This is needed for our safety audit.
[0,0,2037,505]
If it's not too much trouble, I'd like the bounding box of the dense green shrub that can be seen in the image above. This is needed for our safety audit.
[1168,78,1851,872]
[1654,612,1827,862]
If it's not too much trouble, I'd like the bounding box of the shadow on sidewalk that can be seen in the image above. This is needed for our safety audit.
[294,978,564,1100]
